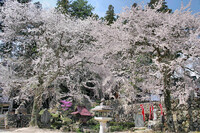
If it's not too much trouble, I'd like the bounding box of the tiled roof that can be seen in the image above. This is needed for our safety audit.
[71,106,93,116]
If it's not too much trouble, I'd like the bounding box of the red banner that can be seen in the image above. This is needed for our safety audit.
[140,104,145,121]
[149,104,154,120]
[159,104,163,116]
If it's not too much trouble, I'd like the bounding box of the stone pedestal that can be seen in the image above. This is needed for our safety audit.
[94,117,112,133]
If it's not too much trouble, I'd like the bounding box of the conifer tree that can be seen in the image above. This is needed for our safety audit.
[69,0,94,19]
[56,0,70,14]
[148,0,172,13]
[105,5,116,25]
[57,0,94,19]
[132,3,137,8]
[17,0,31,3]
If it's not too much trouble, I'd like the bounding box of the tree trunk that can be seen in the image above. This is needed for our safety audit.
[29,95,39,127]
[163,66,175,132]
[29,87,42,127]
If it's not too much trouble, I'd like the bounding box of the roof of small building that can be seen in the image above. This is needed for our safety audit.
[71,106,93,116]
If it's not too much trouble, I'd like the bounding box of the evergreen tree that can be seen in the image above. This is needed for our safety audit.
[34,1,42,9]
[69,0,94,19]
[92,13,99,20]
[0,0,4,6]
[132,3,137,8]
[17,0,31,3]
[148,0,172,13]
[105,5,116,25]
[56,0,70,14]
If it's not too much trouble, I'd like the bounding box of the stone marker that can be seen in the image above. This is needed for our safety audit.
[153,109,157,120]
[134,114,144,127]
[41,109,51,128]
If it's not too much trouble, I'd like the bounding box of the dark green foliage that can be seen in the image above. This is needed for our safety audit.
[0,0,4,6]
[92,13,99,20]
[34,2,42,9]
[17,0,31,3]
[110,126,124,132]
[132,3,138,8]
[70,0,94,19]
[57,0,94,19]
[50,112,62,129]
[109,121,135,132]
[148,0,172,13]
[105,5,116,25]
[56,0,70,14]
[86,118,100,130]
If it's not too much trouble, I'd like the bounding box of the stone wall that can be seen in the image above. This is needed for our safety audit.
[5,113,31,128]
[171,94,200,132]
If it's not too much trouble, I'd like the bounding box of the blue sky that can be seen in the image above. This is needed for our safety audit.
[32,0,200,17]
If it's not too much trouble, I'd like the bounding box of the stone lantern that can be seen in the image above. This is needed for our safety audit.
[91,101,112,133]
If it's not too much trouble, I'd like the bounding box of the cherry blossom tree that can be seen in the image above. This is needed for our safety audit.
[107,2,200,131]
[0,0,101,126]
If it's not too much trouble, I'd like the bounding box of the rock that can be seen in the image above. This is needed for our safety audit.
[184,57,200,79]
[173,66,184,78]
[183,111,188,117]
[40,109,51,128]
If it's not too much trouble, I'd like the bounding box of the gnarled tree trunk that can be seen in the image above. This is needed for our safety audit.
[29,86,43,127]
[163,66,175,132]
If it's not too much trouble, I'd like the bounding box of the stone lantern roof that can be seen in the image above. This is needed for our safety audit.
[91,102,112,112]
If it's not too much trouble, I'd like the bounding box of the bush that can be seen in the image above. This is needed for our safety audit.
[86,118,100,131]
[61,116,72,125]
[109,121,135,132]
[110,125,124,132]
[76,128,82,133]
[50,112,62,129]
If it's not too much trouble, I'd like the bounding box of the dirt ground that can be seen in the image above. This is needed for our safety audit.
[1,127,199,133]
[0,128,156,133]
[0,127,154,133]
[0,127,64,133]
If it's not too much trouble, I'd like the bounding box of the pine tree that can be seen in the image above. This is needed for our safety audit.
[148,0,172,13]
[0,0,4,6]
[17,0,31,3]
[69,0,94,19]
[56,0,70,14]
[105,5,116,25]
[132,3,137,8]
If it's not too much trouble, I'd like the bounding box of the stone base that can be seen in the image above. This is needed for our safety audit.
[148,120,158,126]
[133,127,154,133]
[133,127,146,130]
